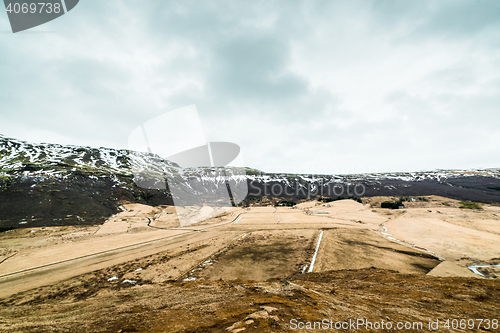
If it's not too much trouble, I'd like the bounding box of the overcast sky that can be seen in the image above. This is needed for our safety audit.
[1,0,499,174]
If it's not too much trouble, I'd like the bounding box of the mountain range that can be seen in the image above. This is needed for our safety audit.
[1,134,500,229]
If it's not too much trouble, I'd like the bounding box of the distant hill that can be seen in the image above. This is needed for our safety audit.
[1,134,500,229]
[0,134,178,229]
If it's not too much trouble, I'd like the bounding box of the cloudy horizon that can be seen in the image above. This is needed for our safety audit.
[1,0,499,175]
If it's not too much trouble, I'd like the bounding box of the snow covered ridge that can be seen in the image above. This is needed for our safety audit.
[0,134,499,183]
[0,135,179,178]
[1,135,500,228]
[246,168,500,185]
[0,135,249,183]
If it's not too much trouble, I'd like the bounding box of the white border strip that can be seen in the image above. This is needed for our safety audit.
[308,230,323,273]
[61,0,68,13]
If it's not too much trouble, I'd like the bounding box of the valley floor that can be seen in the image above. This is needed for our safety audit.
[0,196,499,332]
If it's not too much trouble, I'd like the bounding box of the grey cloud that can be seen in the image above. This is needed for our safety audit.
[208,37,308,102]
[0,0,499,173]
[416,0,500,38]
[369,0,500,41]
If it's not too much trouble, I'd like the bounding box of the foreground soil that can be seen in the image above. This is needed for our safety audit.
[1,197,499,332]
[0,268,499,333]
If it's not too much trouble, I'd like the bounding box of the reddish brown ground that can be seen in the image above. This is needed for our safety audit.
[1,198,499,332]
[0,268,499,333]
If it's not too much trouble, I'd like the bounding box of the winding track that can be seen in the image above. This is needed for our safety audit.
[0,213,242,281]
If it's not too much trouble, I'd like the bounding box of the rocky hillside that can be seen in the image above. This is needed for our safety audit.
[1,134,500,229]
[244,168,500,205]
[0,134,178,229]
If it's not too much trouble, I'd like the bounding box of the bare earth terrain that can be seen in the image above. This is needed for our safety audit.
[0,196,499,332]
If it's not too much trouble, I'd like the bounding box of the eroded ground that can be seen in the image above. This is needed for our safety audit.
[1,196,500,332]
[1,269,499,333]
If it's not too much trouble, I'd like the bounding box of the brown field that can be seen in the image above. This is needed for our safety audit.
[1,196,500,332]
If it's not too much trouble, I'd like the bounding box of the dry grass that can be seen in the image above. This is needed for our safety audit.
[0,269,499,332]
[1,197,500,332]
